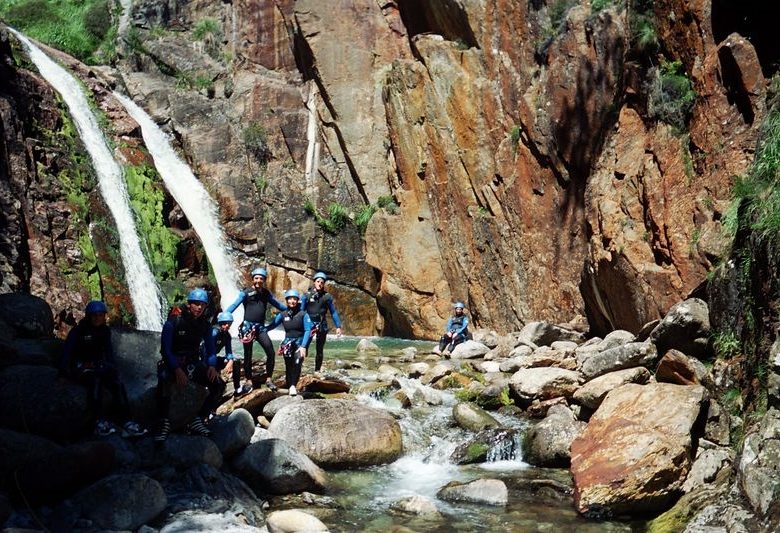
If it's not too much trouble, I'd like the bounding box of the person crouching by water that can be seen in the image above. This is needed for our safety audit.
[60,300,148,438]
[226,267,286,394]
[438,301,470,354]
[206,311,244,400]
[154,288,226,443]
[266,289,313,396]
[301,271,343,373]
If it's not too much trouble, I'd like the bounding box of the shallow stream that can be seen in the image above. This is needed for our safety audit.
[272,337,645,532]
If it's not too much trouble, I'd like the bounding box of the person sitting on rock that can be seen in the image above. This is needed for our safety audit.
[155,288,226,443]
[207,311,245,399]
[60,300,148,438]
[226,267,286,393]
[300,271,343,374]
[438,301,470,354]
[266,289,313,396]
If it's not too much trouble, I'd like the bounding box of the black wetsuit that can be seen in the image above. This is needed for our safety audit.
[267,306,313,388]
[301,288,342,371]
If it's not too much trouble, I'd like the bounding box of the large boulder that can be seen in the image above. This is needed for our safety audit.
[737,409,780,517]
[509,367,582,404]
[0,428,115,504]
[138,434,223,470]
[0,293,54,338]
[579,342,657,380]
[524,404,586,467]
[266,509,329,532]
[573,367,652,410]
[655,349,711,386]
[210,409,256,458]
[0,365,91,440]
[112,328,206,428]
[452,402,500,432]
[232,438,327,495]
[571,383,708,516]
[69,474,166,530]
[449,340,490,359]
[649,298,711,359]
[267,399,402,467]
[516,321,585,347]
[437,479,508,506]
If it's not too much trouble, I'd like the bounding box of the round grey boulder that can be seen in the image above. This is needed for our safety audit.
[72,474,166,530]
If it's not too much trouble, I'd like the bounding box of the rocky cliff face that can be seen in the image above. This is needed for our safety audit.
[1,0,777,338]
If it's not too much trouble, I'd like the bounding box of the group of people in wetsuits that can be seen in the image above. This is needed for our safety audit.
[59,268,342,443]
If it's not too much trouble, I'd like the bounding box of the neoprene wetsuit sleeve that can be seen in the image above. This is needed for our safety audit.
[203,328,217,367]
[327,299,342,328]
[301,313,314,347]
[161,319,178,369]
[226,291,246,313]
[224,332,233,360]
[266,312,283,331]
[269,294,286,311]
[455,317,469,335]
[445,317,455,333]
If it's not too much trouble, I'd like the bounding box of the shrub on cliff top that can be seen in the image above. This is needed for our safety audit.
[647,59,696,132]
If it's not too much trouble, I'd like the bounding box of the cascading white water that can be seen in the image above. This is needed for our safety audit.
[113,93,244,330]
[11,30,165,330]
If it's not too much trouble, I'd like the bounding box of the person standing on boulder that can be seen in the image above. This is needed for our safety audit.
[300,271,342,373]
[60,300,148,438]
[227,267,286,393]
[438,301,470,354]
[266,289,313,396]
[154,289,226,443]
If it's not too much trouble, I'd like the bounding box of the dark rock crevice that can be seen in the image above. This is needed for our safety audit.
[718,45,755,126]
[396,0,478,50]
[712,0,780,78]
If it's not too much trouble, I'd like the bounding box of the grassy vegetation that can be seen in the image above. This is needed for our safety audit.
[590,0,616,14]
[192,17,220,41]
[647,59,696,132]
[304,194,400,235]
[1,0,118,64]
[629,0,658,55]
[712,330,741,359]
[123,164,181,285]
[242,122,271,164]
[728,99,780,243]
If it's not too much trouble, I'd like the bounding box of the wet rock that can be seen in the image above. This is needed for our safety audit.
[268,399,402,467]
[452,402,500,432]
[524,405,586,467]
[377,363,403,381]
[527,397,568,419]
[356,339,380,352]
[516,322,585,347]
[571,383,708,515]
[70,474,166,530]
[450,428,520,465]
[420,362,455,385]
[509,367,582,404]
[437,479,508,506]
[399,347,418,361]
[649,298,711,359]
[232,438,327,495]
[267,509,329,532]
[579,341,658,380]
[390,495,441,516]
[407,362,430,378]
[210,408,255,458]
[297,375,351,394]
[0,364,91,440]
[262,395,304,419]
[354,381,395,398]
[450,340,490,359]
[573,367,652,410]
[393,389,411,408]
[656,349,711,386]
[0,293,54,338]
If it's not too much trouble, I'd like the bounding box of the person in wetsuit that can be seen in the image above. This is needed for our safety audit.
[154,288,226,443]
[438,301,470,353]
[60,300,147,438]
[300,271,342,373]
[266,289,313,396]
[226,267,286,392]
[205,311,246,399]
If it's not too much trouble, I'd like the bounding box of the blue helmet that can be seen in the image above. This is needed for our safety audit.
[284,289,301,299]
[454,301,465,310]
[313,271,328,281]
[187,288,209,304]
[251,267,268,278]
[85,300,108,314]
[217,311,233,324]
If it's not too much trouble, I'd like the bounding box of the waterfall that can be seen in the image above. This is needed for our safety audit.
[11,30,165,330]
[113,93,243,329]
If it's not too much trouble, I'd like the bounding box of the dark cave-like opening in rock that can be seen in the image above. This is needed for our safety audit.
[712,0,780,78]
[396,0,478,49]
